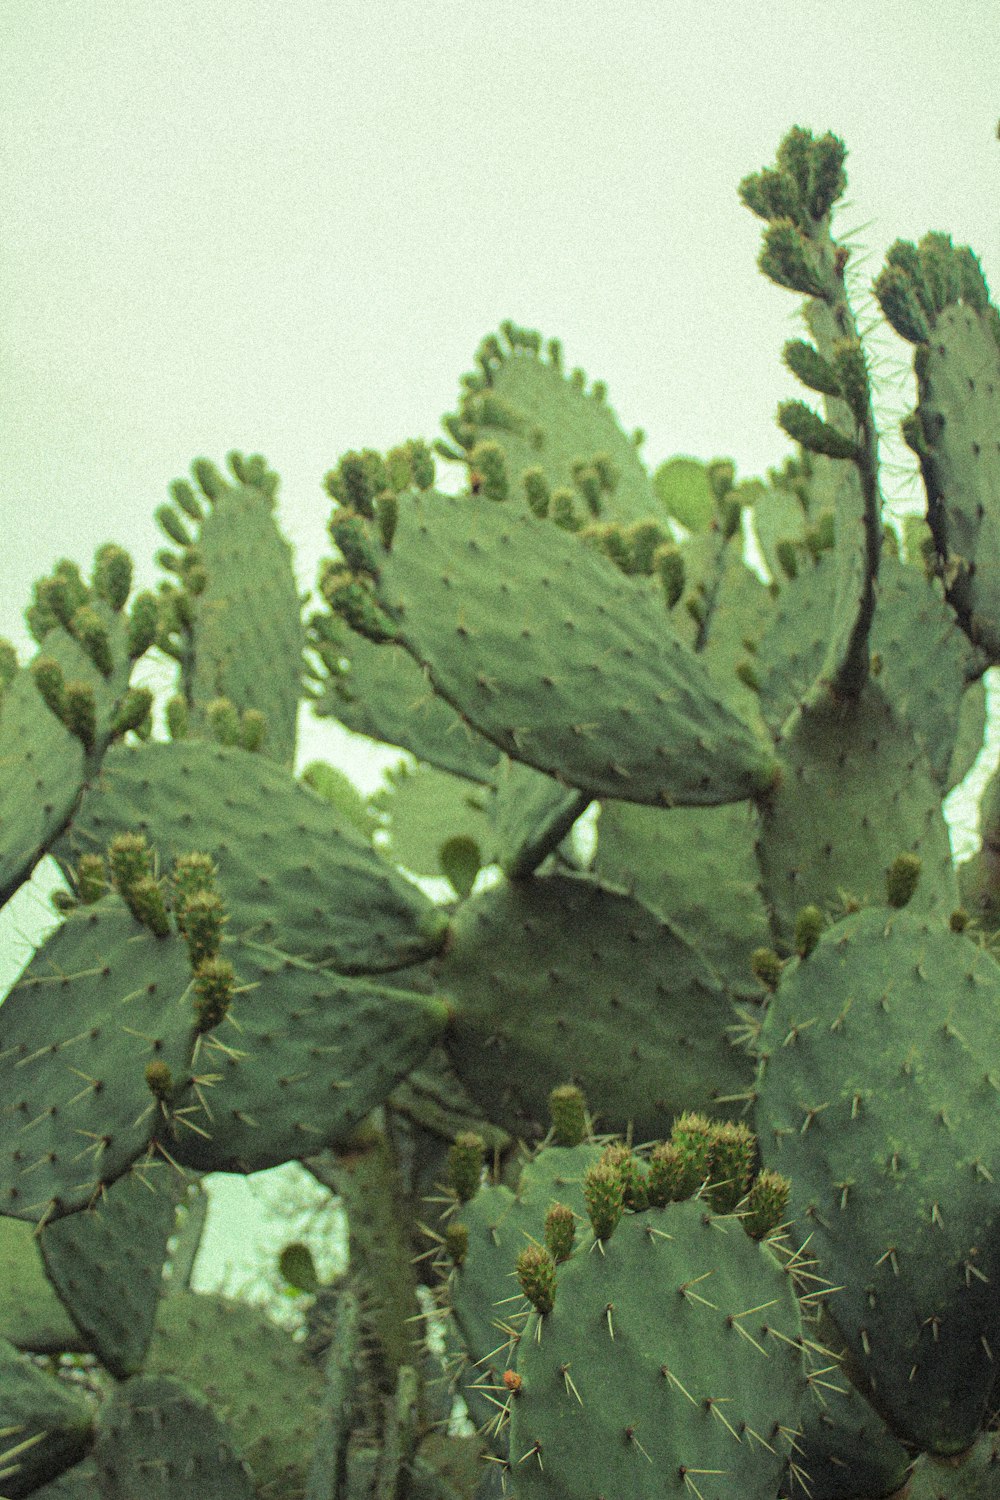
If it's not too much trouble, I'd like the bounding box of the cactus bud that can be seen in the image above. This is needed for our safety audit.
[376,492,399,550]
[830,338,870,425]
[646,1142,685,1207]
[278,1242,320,1293]
[751,947,784,990]
[439,836,481,900]
[583,1160,624,1240]
[63,681,97,752]
[145,1061,174,1101]
[91,544,133,611]
[127,592,159,659]
[30,656,67,719]
[169,478,203,521]
[108,832,152,891]
[950,908,970,933]
[75,854,107,904]
[329,507,379,575]
[123,875,171,937]
[172,852,217,910]
[549,1084,588,1146]
[653,544,685,609]
[192,956,235,1031]
[0,638,17,691]
[591,452,618,493]
[742,1170,791,1241]
[192,458,225,501]
[738,167,800,223]
[445,1222,469,1268]
[206,697,241,747]
[782,339,840,397]
[669,1112,717,1199]
[468,441,508,502]
[516,1245,557,1315]
[156,504,192,548]
[599,1144,648,1211]
[408,439,435,490]
[778,401,859,460]
[873,265,930,345]
[705,1121,755,1214]
[624,521,668,575]
[165,695,189,740]
[547,337,563,370]
[759,220,827,298]
[544,1203,576,1262]
[736,660,761,693]
[385,445,413,493]
[110,686,153,740]
[551,489,580,531]
[522,468,551,519]
[180,889,227,967]
[806,133,848,219]
[239,709,267,753]
[718,495,742,541]
[447,1132,485,1202]
[794,904,824,958]
[572,464,603,517]
[886,852,921,909]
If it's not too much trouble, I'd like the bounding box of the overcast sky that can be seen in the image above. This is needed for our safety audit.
[3,0,999,1299]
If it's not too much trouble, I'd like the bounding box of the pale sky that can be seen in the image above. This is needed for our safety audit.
[3,3,999,1293]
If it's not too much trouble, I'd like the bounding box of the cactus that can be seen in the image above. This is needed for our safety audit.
[2,124,1000,1498]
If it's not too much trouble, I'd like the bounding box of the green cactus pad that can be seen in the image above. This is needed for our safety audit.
[906,1432,1000,1499]
[489,758,589,879]
[757,681,958,944]
[65,740,448,973]
[146,1290,323,1497]
[508,1201,807,1500]
[368,491,778,807]
[0,665,84,906]
[165,945,446,1173]
[92,1373,255,1499]
[0,897,198,1222]
[373,761,492,880]
[446,330,658,527]
[594,798,770,1000]
[175,456,304,766]
[312,627,500,785]
[38,1161,182,1378]
[0,1335,94,1497]
[754,906,1000,1454]
[0,1218,84,1353]
[26,1459,100,1497]
[438,873,754,1140]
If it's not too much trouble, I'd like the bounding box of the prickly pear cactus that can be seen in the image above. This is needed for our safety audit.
[3,123,1000,1498]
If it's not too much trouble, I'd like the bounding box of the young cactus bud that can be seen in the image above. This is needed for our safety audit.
[439,836,481,900]
[206,697,241,747]
[544,1203,576,1263]
[239,709,267,753]
[646,1142,685,1207]
[447,1132,485,1203]
[91,544,133,612]
[168,478,204,521]
[583,1160,624,1241]
[145,1060,175,1102]
[950,908,970,933]
[782,339,840,397]
[751,948,784,991]
[63,681,97,753]
[738,166,801,223]
[165,694,189,740]
[192,956,235,1031]
[717,495,742,541]
[522,468,551,519]
[110,686,153,740]
[872,265,931,345]
[444,1222,469,1268]
[330,507,379,576]
[600,1144,648,1211]
[550,489,580,531]
[408,439,435,490]
[591,452,618,493]
[127,591,159,659]
[75,854,107,904]
[742,1170,791,1241]
[572,464,603,518]
[669,1112,717,1199]
[886,853,921,909]
[180,889,227,967]
[108,832,152,891]
[155,504,193,548]
[469,441,508,502]
[806,133,848,220]
[0,638,17,691]
[759,220,827,299]
[706,458,736,504]
[774,540,799,581]
[624,521,668,575]
[516,1245,557,1315]
[794,905,824,958]
[376,492,399,550]
[172,851,217,908]
[654,544,685,609]
[777,401,859,461]
[549,1084,588,1147]
[191,458,225,502]
[736,660,761,693]
[30,656,67,719]
[705,1121,755,1214]
[123,876,171,938]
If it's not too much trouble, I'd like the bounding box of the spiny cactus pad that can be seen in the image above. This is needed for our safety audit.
[92,1372,255,1499]
[367,490,778,806]
[0,1218,84,1353]
[754,905,1000,1454]
[508,1201,807,1500]
[65,740,449,973]
[0,1334,94,1497]
[438,873,753,1139]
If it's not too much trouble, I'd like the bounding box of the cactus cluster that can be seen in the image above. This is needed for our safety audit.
[3,125,1000,1496]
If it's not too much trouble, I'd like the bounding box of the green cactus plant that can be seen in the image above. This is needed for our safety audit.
[3,123,1000,1498]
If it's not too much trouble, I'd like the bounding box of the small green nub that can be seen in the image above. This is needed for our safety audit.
[0,638,17,691]
[156,503,193,548]
[123,876,171,938]
[439,836,481,900]
[831,338,870,425]
[777,401,858,461]
[705,1121,755,1214]
[516,1245,557,1315]
[591,452,618,493]
[127,591,159,659]
[108,832,152,892]
[742,1170,791,1241]
[168,478,204,521]
[759,220,827,298]
[180,889,227,967]
[447,1132,485,1203]
[782,339,840,397]
[110,686,153,739]
[625,521,669,575]
[599,1144,648,1211]
[75,854,107,905]
[806,132,847,219]
[794,904,824,958]
[551,489,580,531]
[408,439,435,490]
[145,1061,174,1101]
[521,468,550,519]
[886,852,922,909]
[653,544,685,609]
[206,697,241,747]
[278,1242,320,1293]
[583,1160,625,1241]
[445,1223,469,1268]
[193,957,235,1031]
[330,507,379,575]
[469,440,508,502]
[239,709,267,753]
[669,1112,717,1200]
[165,694,189,740]
[376,492,399,551]
[92,544,133,611]
[950,908,970,933]
[192,458,225,501]
[736,660,761,693]
[30,656,67,718]
[572,464,603,518]
[549,1084,588,1147]
[63,681,97,752]
[646,1142,686,1207]
[751,947,784,990]
[706,458,736,504]
[544,1203,576,1263]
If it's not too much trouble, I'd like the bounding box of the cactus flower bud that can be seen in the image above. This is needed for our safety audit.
[110,686,153,739]
[646,1141,685,1207]
[127,592,159,659]
[794,904,824,958]
[206,697,241,747]
[180,889,227,967]
[705,1121,755,1214]
[63,681,97,752]
[751,947,784,990]
[544,1203,576,1263]
[75,854,107,904]
[239,709,268,753]
[91,544,133,612]
[522,468,550,519]
[549,1084,588,1146]
[777,401,859,461]
[145,1061,174,1101]
[886,853,921,909]
[30,656,67,719]
[445,1223,469,1268]
[447,1132,485,1203]
[192,956,235,1031]
[123,875,171,937]
[583,1160,624,1241]
[516,1245,557,1315]
[742,1170,791,1241]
